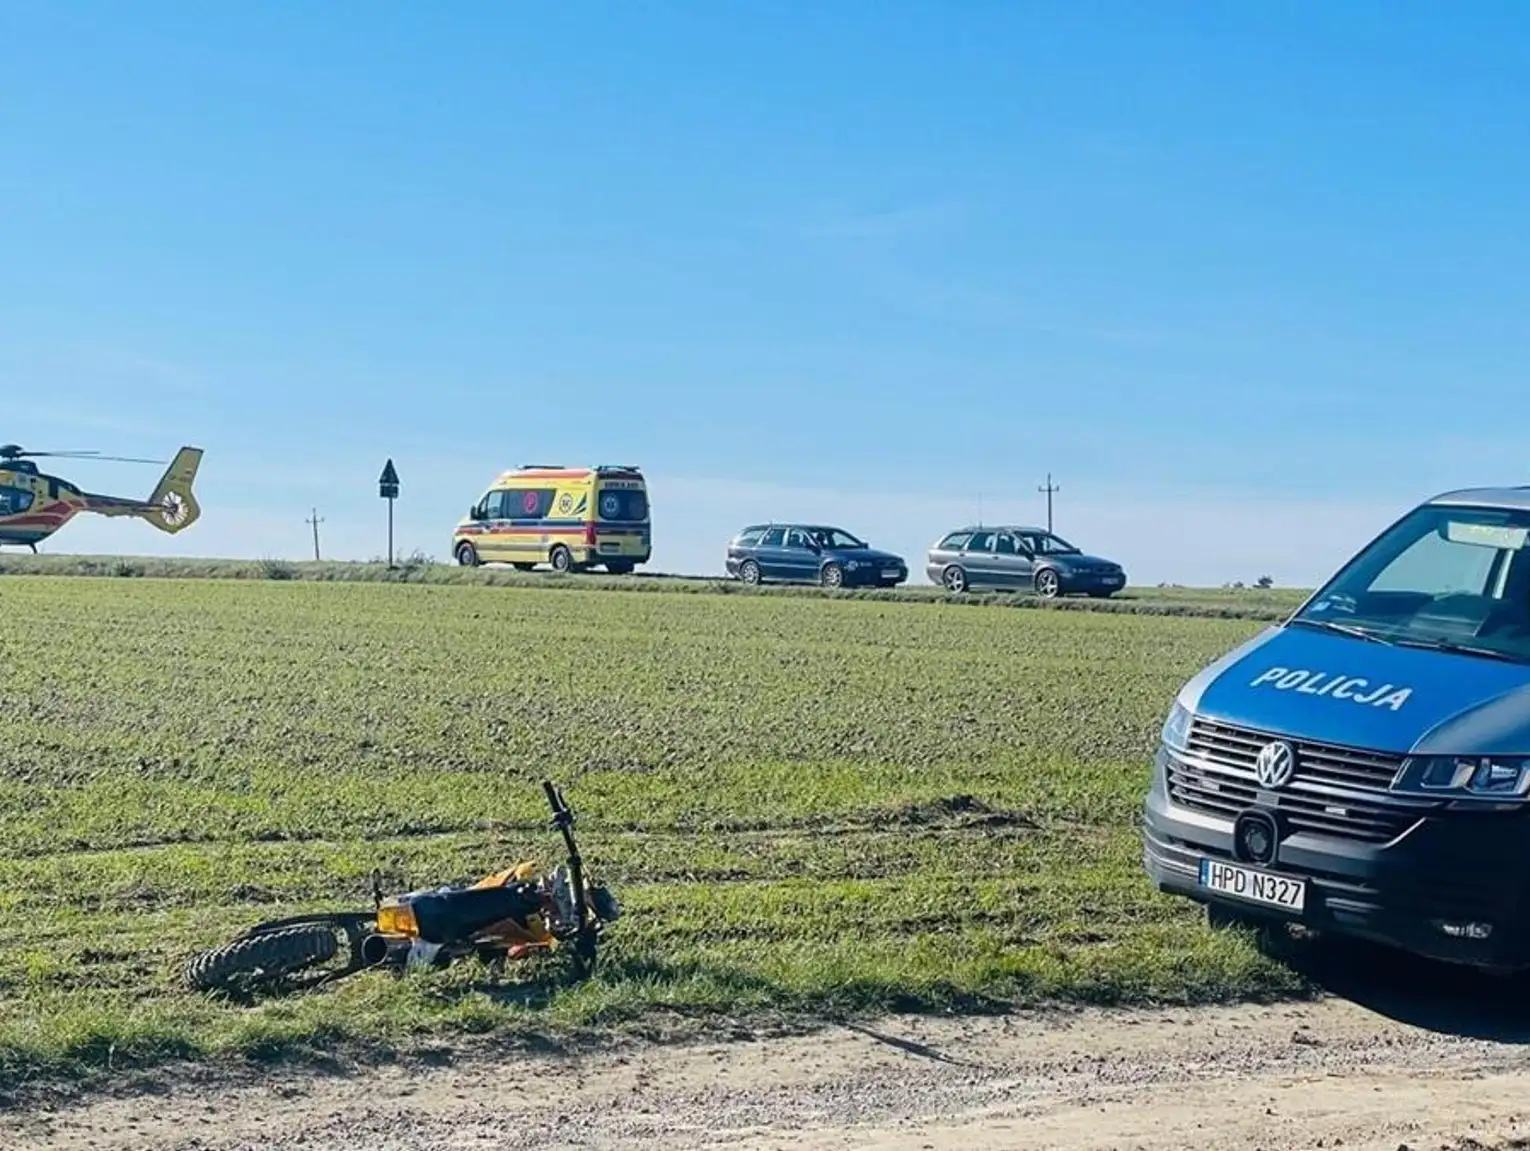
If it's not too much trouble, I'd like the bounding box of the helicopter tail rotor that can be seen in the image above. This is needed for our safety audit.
[144,447,203,533]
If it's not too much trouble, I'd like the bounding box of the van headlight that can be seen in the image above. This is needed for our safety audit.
[1391,755,1530,800]
[1160,700,1193,752]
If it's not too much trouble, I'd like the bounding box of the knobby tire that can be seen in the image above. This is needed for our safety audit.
[182,924,339,992]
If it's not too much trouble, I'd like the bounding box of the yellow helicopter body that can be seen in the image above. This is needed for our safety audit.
[0,445,203,551]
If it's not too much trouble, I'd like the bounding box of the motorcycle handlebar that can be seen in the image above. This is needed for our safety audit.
[540,779,590,934]
[542,779,566,817]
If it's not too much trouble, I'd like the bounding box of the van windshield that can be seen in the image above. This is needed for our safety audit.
[1292,503,1530,664]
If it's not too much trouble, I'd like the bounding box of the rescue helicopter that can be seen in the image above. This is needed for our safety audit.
[0,443,203,551]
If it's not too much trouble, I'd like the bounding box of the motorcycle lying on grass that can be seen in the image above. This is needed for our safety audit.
[182,780,620,996]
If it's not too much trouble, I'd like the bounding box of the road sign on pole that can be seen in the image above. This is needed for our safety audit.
[378,459,400,567]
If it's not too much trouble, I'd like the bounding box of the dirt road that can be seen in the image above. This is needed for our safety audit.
[9,993,1530,1151]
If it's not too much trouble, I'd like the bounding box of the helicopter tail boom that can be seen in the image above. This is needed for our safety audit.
[79,446,203,532]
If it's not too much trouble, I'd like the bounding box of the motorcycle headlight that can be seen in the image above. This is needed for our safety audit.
[1391,755,1530,800]
[376,902,419,936]
[1160,700,1193,752]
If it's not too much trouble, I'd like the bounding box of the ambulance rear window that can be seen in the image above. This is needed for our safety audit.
[598,489,648,521]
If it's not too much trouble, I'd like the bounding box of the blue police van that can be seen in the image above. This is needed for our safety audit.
[1142,486,1530,970]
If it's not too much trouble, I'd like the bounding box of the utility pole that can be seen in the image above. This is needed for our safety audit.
[306,507,324,561]
[1037,473,1060,534]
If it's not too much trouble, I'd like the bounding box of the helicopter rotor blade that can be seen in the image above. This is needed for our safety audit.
[67,454,167,465]
[0,448,98,458]
[0,449,166,464]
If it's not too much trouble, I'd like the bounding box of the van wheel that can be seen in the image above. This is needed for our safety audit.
[455,541,479,567]
[739,559,761,585]
[942,565,968,594]
[549,545,573,574]
[820,562,844,589]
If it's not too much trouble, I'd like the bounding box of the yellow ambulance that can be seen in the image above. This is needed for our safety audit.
[452,464,651,574]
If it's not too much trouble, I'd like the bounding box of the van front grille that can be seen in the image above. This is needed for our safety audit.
[1166,718,1440,845]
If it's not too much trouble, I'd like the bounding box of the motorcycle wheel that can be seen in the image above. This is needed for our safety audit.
[183,925,339,992]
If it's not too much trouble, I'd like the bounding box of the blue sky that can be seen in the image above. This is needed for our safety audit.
[4,2,1530,585]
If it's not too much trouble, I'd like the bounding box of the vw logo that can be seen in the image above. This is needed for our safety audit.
[1254,740,1297,789]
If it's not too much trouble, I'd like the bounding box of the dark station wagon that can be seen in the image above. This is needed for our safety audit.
[725,523,909,589]
[925,525,1126,597]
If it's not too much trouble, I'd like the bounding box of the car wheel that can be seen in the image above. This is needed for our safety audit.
[820,562,844,589]
[942,565,968,594]
[739,559,762,585]
[455,541,479,567]
[1034,568,1061,598]
[549,544,574,574]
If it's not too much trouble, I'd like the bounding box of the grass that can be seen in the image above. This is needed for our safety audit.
[0,574,1310,1096]
[0,551,1310,620]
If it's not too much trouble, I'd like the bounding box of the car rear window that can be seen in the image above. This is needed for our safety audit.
[939,532,971,550]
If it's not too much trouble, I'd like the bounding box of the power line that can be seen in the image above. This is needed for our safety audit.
[305,507,324,561]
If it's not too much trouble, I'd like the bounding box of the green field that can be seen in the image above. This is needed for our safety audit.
[0,575,1309,1094]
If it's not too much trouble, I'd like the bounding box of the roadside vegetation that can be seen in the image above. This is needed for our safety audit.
[0,552,1308,620]
[0,574,1311,1095]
